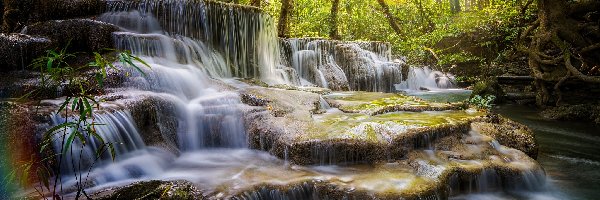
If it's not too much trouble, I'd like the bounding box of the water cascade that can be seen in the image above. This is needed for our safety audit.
[39,1,557,199]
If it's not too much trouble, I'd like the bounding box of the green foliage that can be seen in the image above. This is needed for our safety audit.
[9,45,151,199]
[468,94,496,110]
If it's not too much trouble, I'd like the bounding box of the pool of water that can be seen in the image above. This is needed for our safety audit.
[496,104,600,200]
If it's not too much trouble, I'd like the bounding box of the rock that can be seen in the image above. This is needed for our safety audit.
[319,63,350,91]
[0,33,54,72]
[471,115,538,158]
[242,87,484,165]
[127,96,180,154]
[23,19,119,52]
[540,104,600,125]
[2,0,104,33]
[334,44,403,92]
[94,180,204,200]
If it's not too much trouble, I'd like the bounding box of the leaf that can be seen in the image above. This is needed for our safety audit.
[63,129,79,155]
[107,143,116,161]
[37,168,50,190]
[71,97,79,111]
[58,97,72,113]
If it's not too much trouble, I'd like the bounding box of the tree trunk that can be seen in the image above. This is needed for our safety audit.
[329,0,340,40]
[376,0,402,35]
[450,0,461,13]
[251,0,260,7]
[278,0,293,37]
[522,0,600,106]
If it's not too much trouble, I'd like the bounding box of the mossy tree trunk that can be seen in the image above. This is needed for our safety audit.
[329,0,340,40]
[278,0,293,37]
[520,0,600,106]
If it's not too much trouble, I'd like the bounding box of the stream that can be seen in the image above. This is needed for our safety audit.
[496,104,600,200]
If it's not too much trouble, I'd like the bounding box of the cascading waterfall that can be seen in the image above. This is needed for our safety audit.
[50,111,145,175]
[395,66,455,91]
[43,1,555,199]
[102,0,284,83]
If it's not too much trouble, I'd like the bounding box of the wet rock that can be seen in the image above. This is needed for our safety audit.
[127,96,180,154]
[94,180,204,200]
[324,91,466,115]
[23,19,119,52]
[242,87,484,165]
[334,44,403,92]
[471,115,538,159]
[0,33,54,72]
[540,104,600,125]
[2,0,104,33]
[319,63,350,91]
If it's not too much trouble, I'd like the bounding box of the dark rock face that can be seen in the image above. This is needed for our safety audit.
[128,96,180,154]
[24,19,119,52]
[2,0,103,33]
[0,33,53,72]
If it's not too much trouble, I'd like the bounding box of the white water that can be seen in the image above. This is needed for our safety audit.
[43,1,553,199]
[395,66,455,91]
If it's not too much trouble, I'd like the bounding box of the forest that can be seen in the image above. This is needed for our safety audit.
[1,0,599,199]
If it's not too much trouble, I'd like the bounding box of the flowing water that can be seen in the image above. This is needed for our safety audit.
[37,0,568,199]
[496,104,600,200]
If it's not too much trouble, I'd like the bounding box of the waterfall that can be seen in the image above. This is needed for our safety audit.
[101,0,283,84]
[50,111,145,175]
[395,66,455,91]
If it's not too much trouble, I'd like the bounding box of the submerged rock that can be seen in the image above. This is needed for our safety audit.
[23,19,119,52]
[0,33,53,71]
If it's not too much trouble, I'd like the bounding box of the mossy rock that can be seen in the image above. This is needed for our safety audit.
[325,91,465,115]
[471,79,504,101]
[471,115,538,159]
[96,180,204,200]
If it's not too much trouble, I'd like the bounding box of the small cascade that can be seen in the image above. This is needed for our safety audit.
[395,66,455,91]
[101,0,283,83]
[50,111,145,174]
[279,38,405,92]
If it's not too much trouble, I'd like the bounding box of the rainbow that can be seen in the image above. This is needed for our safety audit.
[0,102,45,199]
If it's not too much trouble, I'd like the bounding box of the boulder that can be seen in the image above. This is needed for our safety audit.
[2,0,104,33]
[471,115,538,158]
[24,19,119,52]
[0,33,53,72]
[127,96,180,154]
[318,63,350,91]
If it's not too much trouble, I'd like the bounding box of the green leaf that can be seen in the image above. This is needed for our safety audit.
[71,97,79,111]
[63,129,79,155]
[107,143,116,161]
[58,97,72,113]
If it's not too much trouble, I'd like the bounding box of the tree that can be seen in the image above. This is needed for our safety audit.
[519,0,600,106]
[278,0,294,37]
[329,0,340,40]
[251,0,260,7]
[376,0,402,35]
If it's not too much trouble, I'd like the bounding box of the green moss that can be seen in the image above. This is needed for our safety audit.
[300,110,483,142]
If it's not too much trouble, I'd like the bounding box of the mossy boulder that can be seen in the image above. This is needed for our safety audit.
[0,33,54,72]
[95,180,204,200]
[24,19,119,52]
[471,78,504,101]
[319,63,350,91]
[471,115,538,159]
